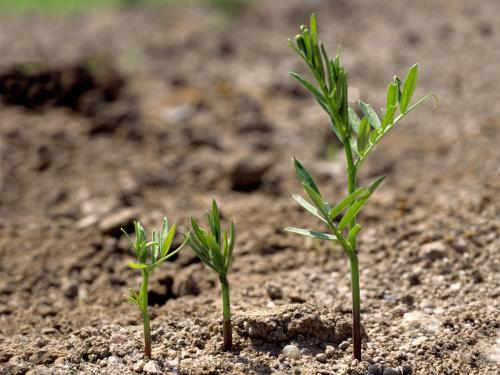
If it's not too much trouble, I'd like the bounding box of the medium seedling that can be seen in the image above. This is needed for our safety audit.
[285,15,436,360]
[188,200,235,351]
[123,218,188,358]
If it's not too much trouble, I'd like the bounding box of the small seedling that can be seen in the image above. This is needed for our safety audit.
[285,15,436,360]
[123,218,188,358]
[188,200,235,351]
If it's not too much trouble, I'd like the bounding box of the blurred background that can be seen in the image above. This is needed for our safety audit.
[0,0,499,373]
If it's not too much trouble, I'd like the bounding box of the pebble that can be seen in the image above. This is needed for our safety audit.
[486,336,500,363]
[107,356,122,365]
[165,358,179,369]
[420,241,446,260]
[282,344,301,360]
[411,336,428,346]
[339,341,350,350]
[111,333,127,345]
[143,360,162,374]
[383,368,401,375]
[367,364,383,375]
[133,360,145,373]
[325,345,335,358]
[315,353,327,363]
[401,311,441,333]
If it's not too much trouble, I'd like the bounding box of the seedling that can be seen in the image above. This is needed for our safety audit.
[285,15,436,360]
[188,200,235,351]
[123,218,188,358]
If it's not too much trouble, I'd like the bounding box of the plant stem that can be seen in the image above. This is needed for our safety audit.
[141,270,152,358]
[220,276,232,351]
[344,138,362,360]
[349,254,362,360]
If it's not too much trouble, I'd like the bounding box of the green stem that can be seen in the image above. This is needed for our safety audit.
[220,276,232,351]
[349,254,362,360]
[344,137,362,360]
[141,270,152,358]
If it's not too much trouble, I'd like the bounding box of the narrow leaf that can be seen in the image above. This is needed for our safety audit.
[293,158,320,194]
[292,194,327,223]
[400,64,418,113]
[359,100,381,129]
[128,262,148,270]
[161,224,176,258]
[357,117,370,153]
[284,227,338,241]
[347,223,362,244]
[348,107,361,133]
[328,187,367,221]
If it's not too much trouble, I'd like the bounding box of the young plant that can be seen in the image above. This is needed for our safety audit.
[285,15,437,360]
[123,218,188,358]
[188,200,235,351]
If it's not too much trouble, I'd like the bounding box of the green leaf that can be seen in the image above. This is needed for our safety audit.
[381,105,397,129]
[338,176,385,231]
[128,262,148,270]
[302,184,327,218]
[293,158,320,194]
[284,227,338,241]
[225,222,235,270]
[161,224,176,258]
[349,138,359,156]
[292,194,327,223]
[400,64,418,113]
[290,72,324,101]
[369,128,381,144]
[359,100,381,129]
[357,117,370,153]
[348,107,361,133]
[366,175,386,195]
[386,80,399,110]
[328,187,367,221]
[347,223,362,244]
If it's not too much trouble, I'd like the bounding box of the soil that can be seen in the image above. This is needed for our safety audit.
[0,0,499,374]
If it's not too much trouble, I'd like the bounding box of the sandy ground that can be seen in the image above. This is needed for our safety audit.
[0,0,499,374]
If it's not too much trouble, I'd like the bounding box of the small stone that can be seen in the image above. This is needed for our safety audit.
[325,345,335,358]
[411,336,428,346]
[111,333,127,345]
[401,311,441,333]
[107,356,122,365]
[164,358,179,369]
[351,359,359,366]
[143,360,162,374]
[315,353,327,363]
[339,341,350,351]
[420,241,446,260]
[265,283,283,300]
[133,360,145,372]
[282,345,301,360]
[383,367,401,375]
[367,364,383,375]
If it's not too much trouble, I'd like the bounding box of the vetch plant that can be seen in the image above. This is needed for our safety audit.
[188,200,235,351]
[285,15,437,360]
[123,219,188,358]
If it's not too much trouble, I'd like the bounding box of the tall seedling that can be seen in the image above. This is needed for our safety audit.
[123,219,188,357]
[285,15,436,360]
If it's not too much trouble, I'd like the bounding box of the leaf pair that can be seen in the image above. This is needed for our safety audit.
[123,218,188,273]
[285,158,384,253]
[189,200,235,277]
